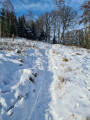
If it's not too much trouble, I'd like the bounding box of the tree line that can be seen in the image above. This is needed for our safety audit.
[0,0,90,48]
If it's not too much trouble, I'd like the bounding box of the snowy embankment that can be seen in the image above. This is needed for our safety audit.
[0,38,90,120]
[49,45,90,120]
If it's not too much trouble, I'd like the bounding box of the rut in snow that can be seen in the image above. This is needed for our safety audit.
[28,49,53,120]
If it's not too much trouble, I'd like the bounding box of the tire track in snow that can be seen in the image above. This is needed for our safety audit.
[29,73,45,120]
[28,48,52,120]
[29,49,47,120]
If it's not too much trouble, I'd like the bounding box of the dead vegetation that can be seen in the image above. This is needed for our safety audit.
[29,73,38,83]
[0,40,35,52]
[52,50,59,55]
[19,59,24,63]
[76,53,81,55]
[58,76,66,83]
[63,58,69,62]
[32,73,38,77]
[19,64,23,66]
[29,76,34,83]
[55,76,67,90]
[17,50,21,54]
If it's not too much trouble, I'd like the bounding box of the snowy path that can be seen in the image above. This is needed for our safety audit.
[28,49,53,120]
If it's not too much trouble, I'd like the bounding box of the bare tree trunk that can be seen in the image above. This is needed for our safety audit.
[0,22,1,38]
[58,16,61,44]
[61,25,65,44]
[83,21,86,45]
[88,20,90,47]
[78,31,80,46]
[48,26,51,43]
[12,34,14,42]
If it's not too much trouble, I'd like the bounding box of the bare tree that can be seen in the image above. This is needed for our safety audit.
[51,10,57,40]
[61,6,77,43]
[80,0,90,46]
[1,0,14,12]
[43,12,51,43]
[54,0,65,43]
[35,15,44,39]
[26,10,34,27]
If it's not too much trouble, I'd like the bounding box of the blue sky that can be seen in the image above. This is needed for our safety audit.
[11,0,86,16]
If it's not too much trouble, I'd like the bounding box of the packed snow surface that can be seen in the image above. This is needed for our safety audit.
[0,38,90,120]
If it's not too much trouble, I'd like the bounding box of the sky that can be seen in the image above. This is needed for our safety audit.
[11,0,87,16]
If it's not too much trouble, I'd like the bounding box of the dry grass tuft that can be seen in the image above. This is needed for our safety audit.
[52,50,59,55]
[32,73,38,77]
[29,76,34,83]
[17,50,21,54]
[55,76,67,90]
[63,58,69,62]
[19,64,23,66]
[58,76,66,83]
[76,53,81,55]
[19,59,24,63]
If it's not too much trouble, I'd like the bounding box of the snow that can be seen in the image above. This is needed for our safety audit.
[0,38,90,120]
[49,45,90,120]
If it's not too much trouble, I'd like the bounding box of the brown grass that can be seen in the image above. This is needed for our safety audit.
[63,58,68,62]
[76,53,81,55]
[55,76,67,91]
[58,76,66,83]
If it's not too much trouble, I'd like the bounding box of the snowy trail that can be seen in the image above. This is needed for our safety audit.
[28,49,53,120]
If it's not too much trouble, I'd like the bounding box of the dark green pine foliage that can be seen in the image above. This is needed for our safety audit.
[17,16,23,37]
[0,8,7,37]
[53,36,57,44]
[5,10,10,37]
[31,22,37,40]
[9,12,17,36]
[17,15,27,38]
[38,30,47,41]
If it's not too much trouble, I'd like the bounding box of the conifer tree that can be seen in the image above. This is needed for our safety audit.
[31,22,37,40]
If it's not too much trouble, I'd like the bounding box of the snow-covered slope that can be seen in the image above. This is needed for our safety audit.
[0,38,90,120]
[49,45,90,120]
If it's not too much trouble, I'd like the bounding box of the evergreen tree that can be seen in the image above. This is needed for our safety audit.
[53,36,57,44]
[31,22,37,40]
[9,12,17,36]
[0,8,7,37]
[17,15,27,38]
[38,30,46,41]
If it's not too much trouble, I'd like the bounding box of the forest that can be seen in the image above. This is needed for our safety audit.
[0,0,90,48]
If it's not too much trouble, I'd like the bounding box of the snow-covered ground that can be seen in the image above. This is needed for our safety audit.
[0,38,90,120]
